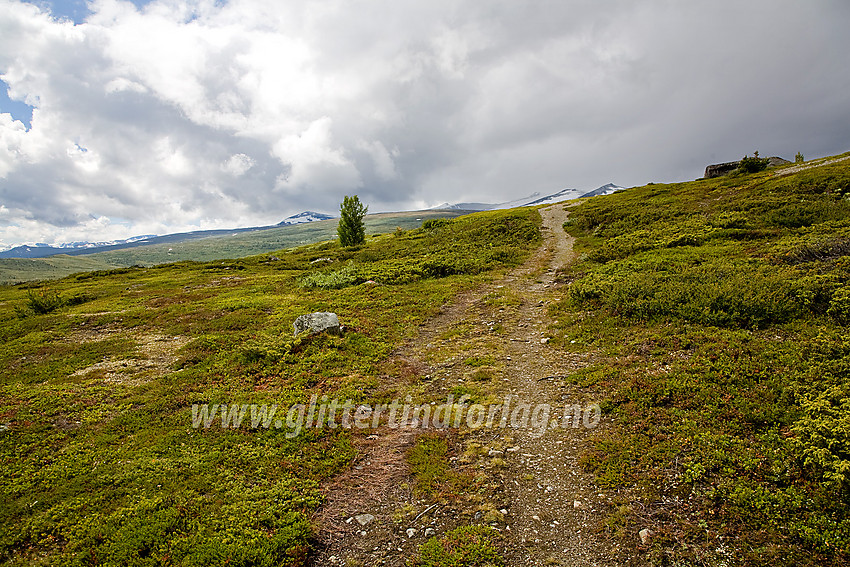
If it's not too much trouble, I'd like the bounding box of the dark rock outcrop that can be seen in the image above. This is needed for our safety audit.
[704,161,741,179]
[767,156,792,168]
[704,156,791,179]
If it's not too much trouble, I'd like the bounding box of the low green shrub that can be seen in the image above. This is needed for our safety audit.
[827,287,850,324]
[570,256,799,328]
[738,153,770,173]
[16,286,65,316]
[409,525,503,567]
[408,434,452,496]
[298,263,360,289]
[422,218,453,230]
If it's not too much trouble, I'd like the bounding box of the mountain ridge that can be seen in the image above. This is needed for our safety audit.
[430,183,626,211]
[0,210,335,259]
[0,185,625,260]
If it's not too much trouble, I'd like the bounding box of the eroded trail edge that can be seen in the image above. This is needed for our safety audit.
[312,205,623,566]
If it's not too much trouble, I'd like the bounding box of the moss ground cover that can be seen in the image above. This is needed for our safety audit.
[0,209,540,566]
[554,154,850,565]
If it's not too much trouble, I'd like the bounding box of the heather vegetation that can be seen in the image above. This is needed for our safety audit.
[0,209,540,566]
[555,153,850,565]
[4,150,850,566]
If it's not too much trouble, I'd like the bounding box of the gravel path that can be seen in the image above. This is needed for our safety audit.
[311,204,625,566]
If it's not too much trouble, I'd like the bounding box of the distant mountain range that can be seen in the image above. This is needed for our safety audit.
[0,186,625,259]
[0,211,335,259]
[0,235,158,259]
[431,183,625,211]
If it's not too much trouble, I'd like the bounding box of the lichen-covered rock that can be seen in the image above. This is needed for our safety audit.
[704,161,740,178]
[293,312,341,336]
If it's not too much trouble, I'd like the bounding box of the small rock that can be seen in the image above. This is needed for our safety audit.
[354,405,372,420]
[500,509,508,515]
[639,528,653,545]
[573,500,582,508]
[293,312,341,337]
[355,513,375,526]
[406,528,417,538]
[532,515,541,521]
[424,528,436,537]
[540,337,550,344]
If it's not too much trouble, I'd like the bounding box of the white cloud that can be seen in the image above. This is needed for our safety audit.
[222,152,255,176]
[272,116,361,193]
[358,139,399,181]
[0,0,848,247]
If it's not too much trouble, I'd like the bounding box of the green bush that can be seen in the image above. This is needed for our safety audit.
[738,153,770,174]
[422,218,452,230]
[570,257,799,328]
[792,382,850,490]
[828,287,850,325]
[298,263,360,289]
[766,200,850,228]
[588,218,719,262]
[17,286,65,316]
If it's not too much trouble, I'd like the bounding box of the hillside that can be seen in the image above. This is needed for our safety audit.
[555,152,850,564]
[0,210,468,285]
[1,153,850,566]
[0,208,543,566]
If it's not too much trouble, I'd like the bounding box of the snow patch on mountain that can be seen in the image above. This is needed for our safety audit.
[277,211,335,225]
[432,184,626,211]
[579,183,627,198]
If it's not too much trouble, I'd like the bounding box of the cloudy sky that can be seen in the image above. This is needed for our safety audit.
[1,0,848,248]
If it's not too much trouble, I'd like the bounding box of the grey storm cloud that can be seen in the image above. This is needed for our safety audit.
[0,0,849,247]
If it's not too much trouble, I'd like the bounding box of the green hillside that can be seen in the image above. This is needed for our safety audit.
[555,153,850,564]
[0,210,467,285]
[2,152,850,566]
[0,209,541,566]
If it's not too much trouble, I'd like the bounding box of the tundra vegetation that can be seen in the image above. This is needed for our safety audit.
[0,209,540,566]
[557,152,850,565]
[3,151,850,566]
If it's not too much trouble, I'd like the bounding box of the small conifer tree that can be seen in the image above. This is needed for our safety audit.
[738,151,770,174]
[338,195,368,246]
[795,151,804,164]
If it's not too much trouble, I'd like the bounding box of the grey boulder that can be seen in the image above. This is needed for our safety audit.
[293,312,342,337]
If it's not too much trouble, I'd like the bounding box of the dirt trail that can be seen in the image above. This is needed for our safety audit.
[312,205,624,566]
[773,154,850,177]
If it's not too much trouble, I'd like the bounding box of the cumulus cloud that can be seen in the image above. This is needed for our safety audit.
[0,0,848,247]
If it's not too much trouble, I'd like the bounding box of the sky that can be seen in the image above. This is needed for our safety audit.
[1,0,849,248]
